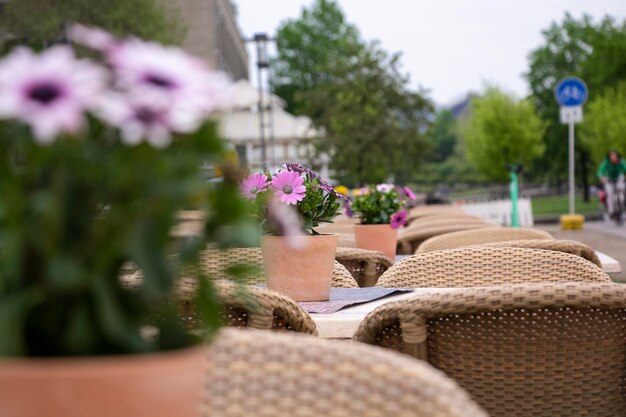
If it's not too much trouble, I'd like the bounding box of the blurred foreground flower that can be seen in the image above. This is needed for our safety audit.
[0,46,106,143]
[266,197,305,249]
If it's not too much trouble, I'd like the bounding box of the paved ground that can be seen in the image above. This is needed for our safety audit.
[538,221,626,282]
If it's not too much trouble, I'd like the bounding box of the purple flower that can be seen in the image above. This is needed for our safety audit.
[284,162,317,179]
[0,46,106,143]
[271,171,306,205]
[404,186,417,200]
[390,210,408,229]
[284,162,346,200]
[106,39,229,116]
[240,173,270,199]
[266,197,305,248]
[344,200,354,218]
[376,183,394,193]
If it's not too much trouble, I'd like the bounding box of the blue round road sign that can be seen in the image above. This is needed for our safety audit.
[554,77,588,107]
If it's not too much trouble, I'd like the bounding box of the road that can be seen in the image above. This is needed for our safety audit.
[538,221,626,282]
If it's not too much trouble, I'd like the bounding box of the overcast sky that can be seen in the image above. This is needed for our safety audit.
[234,0,626,106]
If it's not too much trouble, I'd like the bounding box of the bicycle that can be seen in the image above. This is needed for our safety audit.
[608,178,624,226]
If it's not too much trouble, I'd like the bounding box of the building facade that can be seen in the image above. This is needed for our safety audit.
[165,0,248,80]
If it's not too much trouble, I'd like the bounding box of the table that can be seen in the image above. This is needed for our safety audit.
[396,251,621,274]
[312,288,460,339]
[596,251,621,274]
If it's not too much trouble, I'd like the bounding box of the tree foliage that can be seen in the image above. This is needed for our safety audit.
[271,0,361,116]
[460,87,546,182]
[580,81,626,162]
[0,0,183,48]
[526,13,626,186]
[272,0,432,185]
[429,109,457,163]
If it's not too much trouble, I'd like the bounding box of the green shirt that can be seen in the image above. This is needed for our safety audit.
[597,158,626,181]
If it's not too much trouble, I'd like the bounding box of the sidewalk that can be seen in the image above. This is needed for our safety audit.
[538,221,626,282]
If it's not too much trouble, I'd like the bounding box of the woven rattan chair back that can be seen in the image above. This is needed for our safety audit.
[211,281,317,334]
[354,282,626,417]
[199,247,358,288]
[407,205,464,222]
[121,276,317,334]
[476,239,601,267]
[206,327,488,417]
[397,224,499,254]
[416,227,553,253]
[406,213,494,229]
[377,247,611,288]
[335,247,393,287]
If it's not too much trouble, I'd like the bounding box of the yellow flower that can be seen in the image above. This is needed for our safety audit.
[334,185,349,196]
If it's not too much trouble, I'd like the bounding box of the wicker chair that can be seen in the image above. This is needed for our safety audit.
[335,247,393,287]
[377,247,611,288]
[397,224,497,254]
[407,205,464,223]
[416,227,553,253]
[353,282,626,417]
[198,247,359,288]
[206,327,488,417]
[122,275,317,334]
[405,216,492,230]
[476,239,601,267]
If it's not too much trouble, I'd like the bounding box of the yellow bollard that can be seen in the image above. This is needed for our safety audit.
[560,214,585,230]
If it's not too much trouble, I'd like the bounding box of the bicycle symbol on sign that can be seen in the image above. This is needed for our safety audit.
[558,86,584,102]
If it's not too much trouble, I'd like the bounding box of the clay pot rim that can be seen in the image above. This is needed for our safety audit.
[261,233,338,238]
[0,344,206,376]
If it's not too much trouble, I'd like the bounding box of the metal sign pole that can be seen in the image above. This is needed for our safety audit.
[568,121,575,215]
[510,170,519,227]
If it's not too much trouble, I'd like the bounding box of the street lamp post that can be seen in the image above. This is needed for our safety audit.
[248,33,275,170]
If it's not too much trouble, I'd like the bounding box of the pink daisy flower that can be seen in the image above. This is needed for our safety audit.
[404,186,417,200]
[67,24,118,52]
[96,92,200,148]
[240,173,270,199]
[106,39,229,116]
[0,46,106,143]
[390,210,408,229]
[271,171,306,205]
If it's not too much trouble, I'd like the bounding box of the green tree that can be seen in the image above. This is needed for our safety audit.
[580,81,626,163]
[429,109,457,163]
[271,0,362,116]
[272,0,433,185]
[0,0,183,48]
[460,87,546,182]
[526,13,626,194]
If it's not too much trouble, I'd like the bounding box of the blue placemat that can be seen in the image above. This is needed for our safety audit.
[299,287,413,314]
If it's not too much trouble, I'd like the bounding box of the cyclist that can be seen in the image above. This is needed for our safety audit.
[597,150,626,220]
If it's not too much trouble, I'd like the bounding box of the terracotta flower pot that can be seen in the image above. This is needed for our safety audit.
[261,234,337,301]
[354,224,398,260]
[0,345,206,417]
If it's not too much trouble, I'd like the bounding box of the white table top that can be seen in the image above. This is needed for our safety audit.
[596,251,621,273]
[312,288,461,339]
